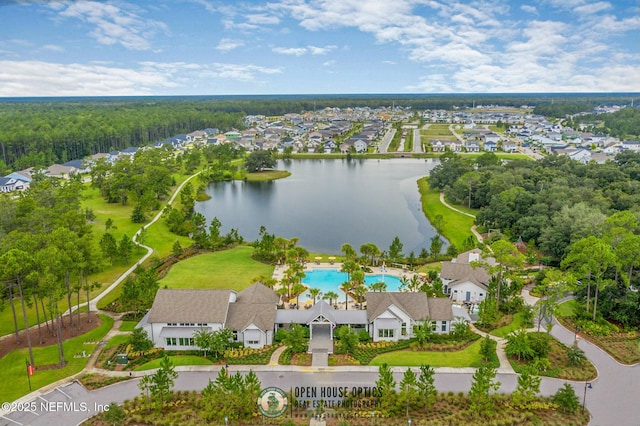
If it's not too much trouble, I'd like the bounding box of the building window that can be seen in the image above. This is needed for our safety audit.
[378,329,394,338]
[178,337,195,346]
[167,323,177,327]
[197,323,208,327]
[179,322,195,327]
[247,340,259,345]
[401,322,407,336]
[441,322,447,332]
[165,337,177,346]
[232,331,238,341]
[479,293,484,297]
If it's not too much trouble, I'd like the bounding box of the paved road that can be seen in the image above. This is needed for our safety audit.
[0,368,570,426]
[413,126,423,153]
[377,128,395,153]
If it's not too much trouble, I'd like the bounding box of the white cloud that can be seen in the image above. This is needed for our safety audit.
[272,44,336,56]
[382,60,396,65]
[272,46,308,56]
[322,59,336,66]
[40,44,64,52]
[0,60,283,96]
[307,45,336,55]
[216,38,244,52]
[573,1,612,16]
[246,14,280,25]
[520,5,538,14]
[55,1,167,51]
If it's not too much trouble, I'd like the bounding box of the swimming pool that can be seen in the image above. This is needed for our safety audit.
[299,269,403,303]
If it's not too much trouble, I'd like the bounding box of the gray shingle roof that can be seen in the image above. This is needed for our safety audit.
[226,303,276,332]
[427,298,454,321]
[365,292,430,322]
[274,300,368,325]
[440,262,491,290]
[236,283,279,305]
[147,289,232,324]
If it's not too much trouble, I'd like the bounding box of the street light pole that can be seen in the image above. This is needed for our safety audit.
[582,381,592,414]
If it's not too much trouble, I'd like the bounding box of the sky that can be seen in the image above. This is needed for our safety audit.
[0,0,638,96]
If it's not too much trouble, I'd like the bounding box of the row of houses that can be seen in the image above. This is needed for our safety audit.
[137,249,494,352]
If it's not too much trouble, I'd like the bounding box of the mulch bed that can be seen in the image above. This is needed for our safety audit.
[0,312,103,360]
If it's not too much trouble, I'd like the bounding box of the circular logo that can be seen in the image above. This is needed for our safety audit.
[257,387,288,418]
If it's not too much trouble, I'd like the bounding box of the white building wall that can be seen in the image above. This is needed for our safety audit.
[450,282,486,304]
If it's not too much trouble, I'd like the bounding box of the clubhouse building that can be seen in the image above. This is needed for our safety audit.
[137,283,454,353]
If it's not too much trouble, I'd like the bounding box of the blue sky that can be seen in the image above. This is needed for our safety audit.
[0,0,638,96]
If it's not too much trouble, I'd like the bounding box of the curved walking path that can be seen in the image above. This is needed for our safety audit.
[438,191,484,244]
[89,171,202,311]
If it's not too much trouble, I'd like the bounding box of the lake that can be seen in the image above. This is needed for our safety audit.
[194,158,442,255]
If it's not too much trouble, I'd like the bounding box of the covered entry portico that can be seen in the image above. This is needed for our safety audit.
[308,314,334,354]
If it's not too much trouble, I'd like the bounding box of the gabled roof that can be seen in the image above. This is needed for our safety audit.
[147,289,232,324]
[226,303,276,332]
[427,298,454,321]
[235,283,279,305]
[365,292,430,322]
[274,300,368,325]
[440,262,491,290]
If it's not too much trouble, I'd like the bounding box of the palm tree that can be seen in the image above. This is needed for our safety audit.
[323,291,339,307]
[370,282,387,292]
[341,260,359,283]
[341,243,357,261]
[409,275,421,292]
[339,282,352,310]
[291,283,306,308]
[352,285,367,308]
[399,275,410,291]
[309,288,321,305]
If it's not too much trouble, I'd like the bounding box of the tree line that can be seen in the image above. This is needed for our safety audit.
[0,94,631,172]
[0,100,244,171]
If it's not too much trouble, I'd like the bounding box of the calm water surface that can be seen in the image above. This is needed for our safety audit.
[195,158,441,254]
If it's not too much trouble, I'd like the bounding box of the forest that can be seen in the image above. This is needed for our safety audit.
[430,151,640,328]
[0,93,634,171]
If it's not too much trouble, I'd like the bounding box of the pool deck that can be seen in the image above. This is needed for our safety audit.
[272,262,420,310]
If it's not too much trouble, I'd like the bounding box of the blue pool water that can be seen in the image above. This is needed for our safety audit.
[299,269,402,303]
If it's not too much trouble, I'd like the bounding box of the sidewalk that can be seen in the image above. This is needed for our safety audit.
[468,323,515,374]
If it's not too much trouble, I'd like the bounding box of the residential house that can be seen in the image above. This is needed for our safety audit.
[483,141,497,152]
[501,141,517,153]
[440,249,494,305]
[622,140,640,152]
[0,176,29,193]
[366,292,453,341]
[465,140,480,152]
[46,164,77,179]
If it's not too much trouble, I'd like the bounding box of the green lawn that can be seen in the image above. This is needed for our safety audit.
[417,177,476,249]
[370,339,485,367]
[105,334,130,349]
[133,355,213,371]
[491,312,528,338]
[159,246,274,290]
[556,300,576,317]
[119,321,138,332]
[244,170,291,181]
[0,314,113,402]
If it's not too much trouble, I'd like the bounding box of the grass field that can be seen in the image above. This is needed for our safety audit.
[417,177,476,249]
[159,246,274,290]
[491,312,528,338]
[370,339,485,367]
[105,334,130,349]
[133,355,213,371]
[0,315,113,402]
[556,300,576,317]
[119,321,138,332]
[245,170,291,181]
